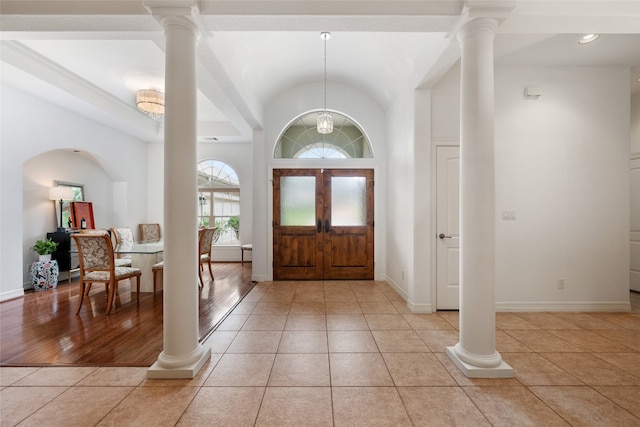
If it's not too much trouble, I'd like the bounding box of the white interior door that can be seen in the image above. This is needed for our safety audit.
[436,146,460,309]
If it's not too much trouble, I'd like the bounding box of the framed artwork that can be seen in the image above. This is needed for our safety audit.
[70,201,95,230]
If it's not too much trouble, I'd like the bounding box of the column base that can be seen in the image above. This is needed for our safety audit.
[147,346,211,379]
[446,346,514,378]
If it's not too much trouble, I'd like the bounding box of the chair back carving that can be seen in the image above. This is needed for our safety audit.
[139,223,161,242]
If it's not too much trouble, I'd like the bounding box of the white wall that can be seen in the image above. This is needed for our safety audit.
[1,84,150,300]
[430,65,631,310]
[631,93,640,155]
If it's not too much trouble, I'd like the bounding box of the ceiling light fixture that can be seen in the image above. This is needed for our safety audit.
[136,89,164,121]
[317,31,333,135]
[578,34,599,44]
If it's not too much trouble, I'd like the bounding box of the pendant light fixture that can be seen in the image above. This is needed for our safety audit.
[136,88,165,121]
[317,31,333,134]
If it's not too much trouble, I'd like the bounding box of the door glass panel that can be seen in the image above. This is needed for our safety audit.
[281,176,316,226]
[331,177,366,226]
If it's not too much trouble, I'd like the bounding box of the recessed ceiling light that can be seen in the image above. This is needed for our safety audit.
[578,34,600,44]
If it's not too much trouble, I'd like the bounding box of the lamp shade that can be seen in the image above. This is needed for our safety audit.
[49,186,74,201]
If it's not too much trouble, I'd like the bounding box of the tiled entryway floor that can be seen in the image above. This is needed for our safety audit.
[2,282,639,426]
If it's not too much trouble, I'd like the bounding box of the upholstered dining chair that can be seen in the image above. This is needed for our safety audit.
[198,227,216,287]
[139,223,161,242]
[110,227,135,245]
[72,234,141,315]
[80,229,132,267]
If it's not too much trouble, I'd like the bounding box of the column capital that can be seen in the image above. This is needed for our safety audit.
[456,17,498,43]
[144,0,202,38]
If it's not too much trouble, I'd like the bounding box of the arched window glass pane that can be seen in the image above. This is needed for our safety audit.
[197,159,240,246]
[275,111,373,159]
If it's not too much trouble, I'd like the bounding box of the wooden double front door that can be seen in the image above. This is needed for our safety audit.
[273,169,374,280]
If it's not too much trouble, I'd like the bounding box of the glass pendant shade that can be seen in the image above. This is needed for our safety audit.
[136,89,165,120]
[317,112,334,134]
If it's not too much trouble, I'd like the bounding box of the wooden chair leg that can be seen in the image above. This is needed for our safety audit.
[153,270,157,294]
[136,275,140,302]
[198,265,204,288]
[75,281,86,315]
[106,280,116,315]
[207,260,214,281]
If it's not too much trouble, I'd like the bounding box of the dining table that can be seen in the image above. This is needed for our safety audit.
[114,240,163,293]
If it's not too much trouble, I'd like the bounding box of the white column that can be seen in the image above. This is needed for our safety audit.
[147,13,210,379]
[446,17,513,378]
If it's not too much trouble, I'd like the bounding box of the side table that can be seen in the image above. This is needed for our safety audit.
[30,260,59,291]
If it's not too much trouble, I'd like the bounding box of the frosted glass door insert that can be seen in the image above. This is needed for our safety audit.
[281,176,316,226]
[331,177,366,226]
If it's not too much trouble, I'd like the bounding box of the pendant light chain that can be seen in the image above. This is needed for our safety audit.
[317,31,333,134]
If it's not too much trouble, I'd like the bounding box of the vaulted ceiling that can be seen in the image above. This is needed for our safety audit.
[1,1,639,144]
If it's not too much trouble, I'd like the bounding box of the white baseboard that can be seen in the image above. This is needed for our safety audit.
[1,288,25,302]
[407,300,434,314]
[496,301,632,312]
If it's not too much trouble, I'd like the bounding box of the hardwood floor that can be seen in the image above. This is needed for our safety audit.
[0,262,255,367]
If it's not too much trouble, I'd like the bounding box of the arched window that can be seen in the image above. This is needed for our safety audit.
[197,159,240,246]
[274,111,373,159]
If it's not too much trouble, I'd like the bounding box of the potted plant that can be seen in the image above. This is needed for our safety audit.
[32,238,58,262]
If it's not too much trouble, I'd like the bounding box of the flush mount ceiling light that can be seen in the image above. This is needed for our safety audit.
[317,31,333,135]
[136,89,164,120]
[578,34,600,44]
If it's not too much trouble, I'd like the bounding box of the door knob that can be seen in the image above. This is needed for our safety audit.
[324,220,331,233]
[317,219,322,233]
[438,233,452,239]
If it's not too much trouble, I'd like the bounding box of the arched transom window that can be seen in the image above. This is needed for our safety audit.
[274,111,373,159]
[197,159,240,246]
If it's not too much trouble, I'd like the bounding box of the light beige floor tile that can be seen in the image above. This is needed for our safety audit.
[177,387,264,426]
[252,302,291,314]
[398,386,491,426]
[324,288,357,302]
[332,387,412,426]
[226,330,282,353]
[328,330,379,352]
[142,354,221,387]
[20,386,132,427]
[437,311,460,329]
[330,353,393,386]
[464,386,570,426]
[504,330,582,352]
[352,288,388,302]
[592,329,640,351]
[268,353,330,386]
[231,301,257,314]
[416,330,459,352]
[540,352,640,385]
[284,314,327,330]
[435,353,521,387]
[495,313,540,330]
[0,367,40,386]
[204,353,275,386]
[402,313,455,330]
[326,314,368,330]
[372,330,430,352]
[293,290,325,302]
[552,312,619,330]
[278,330,328,353]
[325,300,362,314]
[594,386,640,419]
[501,352,584,386]
[592,352,640,378]
[495,330,533,352]
[256,387,333,427]
[203,330,238,354]
[77,367,148,386]
[391,301,411,313]
[549,329,634,352]
[358,300,398,314]
[590,313,640,330]
[0,386,67,426]
[288,301,326,315]
[241,314,288,330]
[98,386,198,427]
[513,312,582,330]
[365,314,411,330]
[383,353,457,386]
[12,366,97,386]
[531,385,640,426]
[260,290,296,304]
[216,313,249,330]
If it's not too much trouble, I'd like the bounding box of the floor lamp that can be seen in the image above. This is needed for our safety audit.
[49,186,74,232]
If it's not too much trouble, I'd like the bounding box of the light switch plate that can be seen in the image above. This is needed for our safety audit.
[502,210,517,220]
